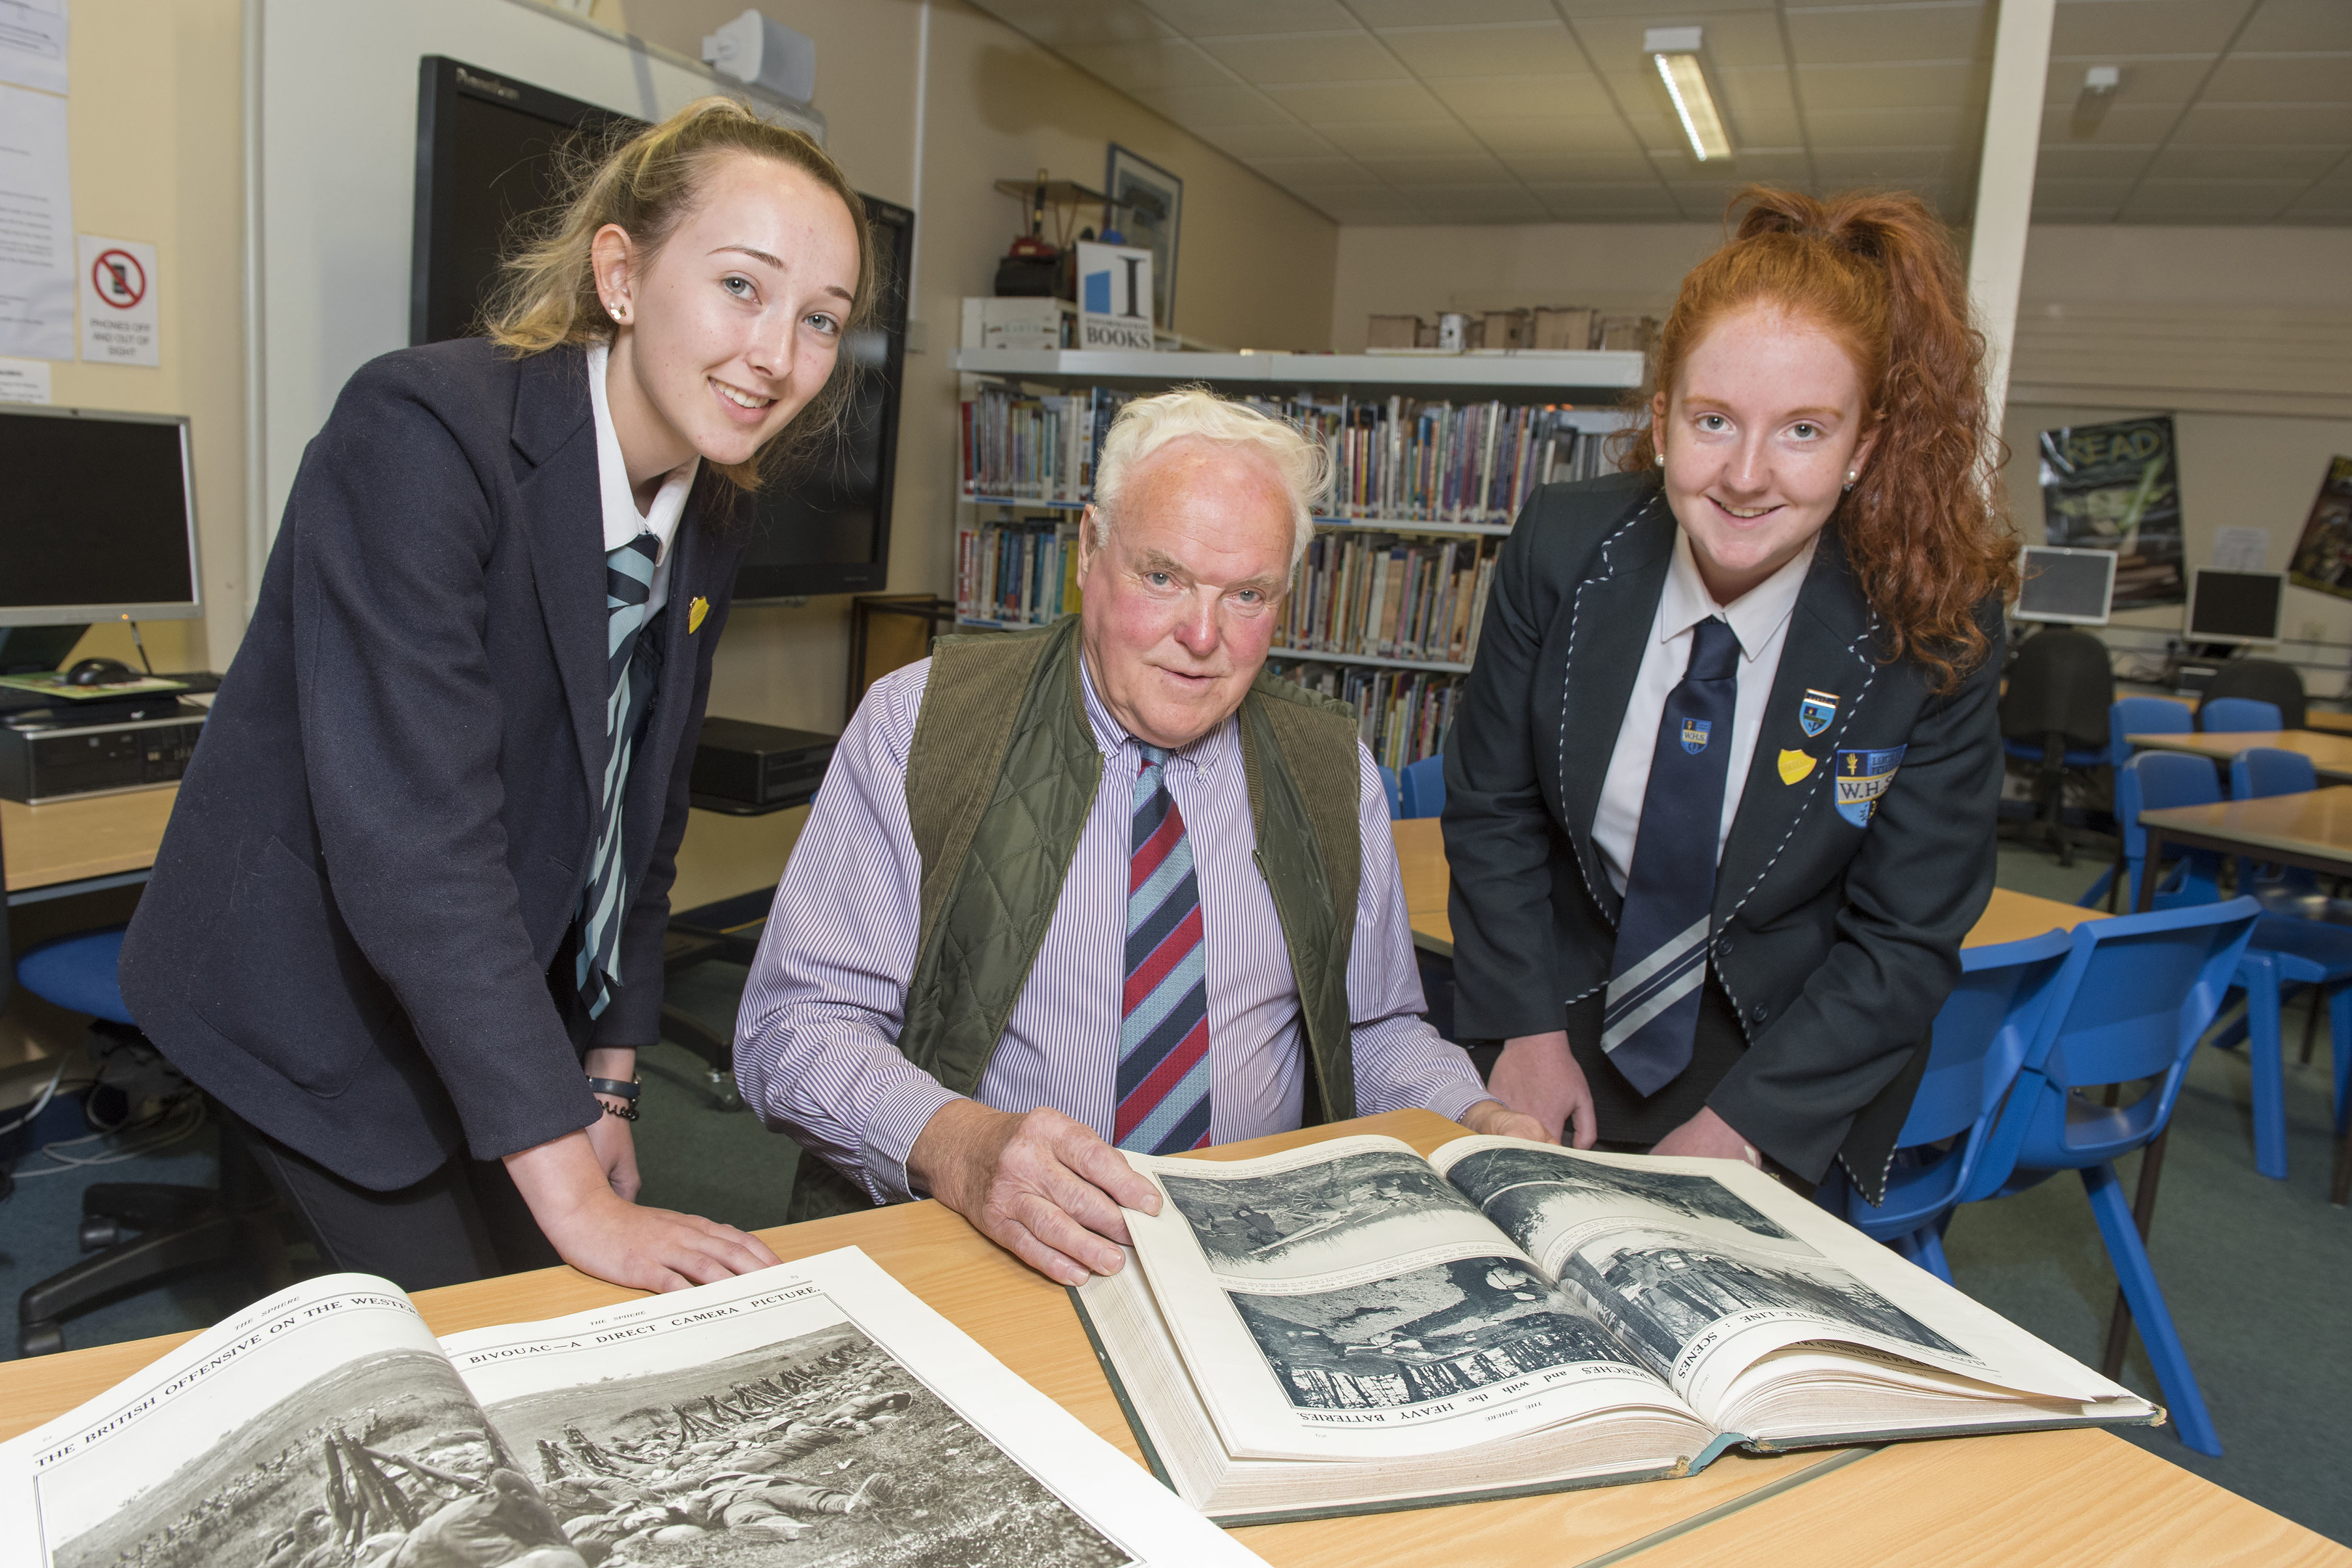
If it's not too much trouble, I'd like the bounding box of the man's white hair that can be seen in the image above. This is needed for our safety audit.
[1090,386,1329,570]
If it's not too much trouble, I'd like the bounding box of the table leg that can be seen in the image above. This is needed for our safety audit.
[2133,832,2163,913]
[2100,1125,2171,1380]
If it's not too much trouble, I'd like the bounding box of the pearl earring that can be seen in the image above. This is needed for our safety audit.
[1843,468,1857,493]
[1654,449,1665,468]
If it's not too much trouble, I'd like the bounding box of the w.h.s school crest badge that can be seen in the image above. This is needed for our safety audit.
[1681,718,1712,754]
[1798,688,1838,738]
[1834,746,1906,828]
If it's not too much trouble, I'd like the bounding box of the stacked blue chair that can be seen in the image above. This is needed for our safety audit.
[1959,898,2261,1458]
[2079,698,2197,909]
[1376,764,1400,820]
[2198,696,2282,734]
[2107,752,2226,913]
[1399,755,1446,820]
[1840,927,2075,1282]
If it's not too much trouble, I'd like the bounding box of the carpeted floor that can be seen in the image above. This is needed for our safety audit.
[1,844,2345,1544]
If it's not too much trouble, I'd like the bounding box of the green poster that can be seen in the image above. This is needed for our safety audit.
[2036,415,2184,608]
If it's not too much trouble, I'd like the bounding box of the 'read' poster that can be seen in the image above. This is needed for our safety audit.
[2286,456,2352,603]
[2037,415,2185,608]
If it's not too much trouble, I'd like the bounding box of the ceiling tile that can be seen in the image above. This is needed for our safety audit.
[1499,151,1667,181]
[1426,75,1617,118]
[1193,121,1342,158]
[1525,183,1688,218]
[1376,22,1588,78]
[1664,147,1815,182]
[1467,115,1649,157]
[1570,11,1792,73]
[1137,0,1358,35]
[2202,56,2352,106]
[1127,83,1300,125]
[2147,145,2348,181]
[1061,38,1237,92]
[2030,203,2125,220]
[2049,0,2255,56]
[1196,32,1407,85]
[1247,155,1380,184]
[2121,179,2310,219]
[1794,62,1984,111]
[1805,105,1975,147]
[1316,118,1489,158]
[2170,102,2352,145]
[1551,0,1777,13]
[978,0,1175,48]
[2038,101,2185,142]
[1357,153,1516,185]
[1782,2,1991,68]
[2234,0,2352,52]
[1712,68,1804,144]
[1412,185,1551,216]
[1810,147,1955,180]
[1259,79,1452,119]
[2042,55,2219,104]
[2033,143,2157,178]
[2029,176,2139,205]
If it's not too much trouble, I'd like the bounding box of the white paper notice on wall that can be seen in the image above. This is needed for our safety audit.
[0,0,66,95]
[78,236,159,366]
[0,83,73,359]
[0,352,49,401]
[2211,526,2271,573]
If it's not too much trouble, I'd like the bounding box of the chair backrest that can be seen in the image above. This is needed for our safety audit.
[1999,629,2115,748]
[2115,751,2224,905]
[1897,927,2075,1148]
[1399,755,1445,819]
[1376,764,1400,820]
[2204,656,2306,730]
[2107,696,2192,769]
[2029,898,2258,1092]
[2198,696,2281,734]
[2229,746,2316,800]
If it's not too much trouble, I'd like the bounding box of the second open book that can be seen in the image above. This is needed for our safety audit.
[1076,1134,2156,1524]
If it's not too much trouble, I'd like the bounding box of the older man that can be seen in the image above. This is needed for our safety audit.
[735,389,1547,1285]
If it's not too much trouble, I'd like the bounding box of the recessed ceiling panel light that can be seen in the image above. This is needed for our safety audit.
[1644,26,1732,163]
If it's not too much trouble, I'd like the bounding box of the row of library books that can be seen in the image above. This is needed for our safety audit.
[960,382,1616,525]
[1272,660,1462,772]
[957,518,1082,629]
[1283,532,1498,667]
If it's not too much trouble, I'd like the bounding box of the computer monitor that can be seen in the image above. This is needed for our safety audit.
[2014,544,2117,625]
[2183,568,2284,646]
[0,407,200,627]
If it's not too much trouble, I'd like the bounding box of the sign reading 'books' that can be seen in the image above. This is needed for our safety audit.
[1077,240,1155,351]
[2037,415,2186,608]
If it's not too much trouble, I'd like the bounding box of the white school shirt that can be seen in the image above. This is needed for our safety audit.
[585,341,698,618]
[1591,529,1818,896]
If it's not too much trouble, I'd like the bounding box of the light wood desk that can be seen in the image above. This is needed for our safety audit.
[2300,709,2352,736]
[1,785,177,906]
[1392,819,2101,957]
[2126,729,2352,782]
[1,1107,2335,1568]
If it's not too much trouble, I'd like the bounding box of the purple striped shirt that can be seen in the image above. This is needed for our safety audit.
[733,655,1491,1203]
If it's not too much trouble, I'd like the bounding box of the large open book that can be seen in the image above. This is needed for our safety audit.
[1,1247,1262,1568]
[1076,1135,2157,1524]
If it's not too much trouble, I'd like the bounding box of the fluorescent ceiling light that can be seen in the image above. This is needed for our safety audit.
[1644,26,1732,163]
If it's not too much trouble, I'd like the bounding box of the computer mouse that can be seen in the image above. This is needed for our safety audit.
[64,657,137,687]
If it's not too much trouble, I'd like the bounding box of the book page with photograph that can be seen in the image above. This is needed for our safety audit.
[438,1246,1263,1568]
[1119,1135,1708,1463]
[0,1274,520,1568]
[1429,1137,2151,1437]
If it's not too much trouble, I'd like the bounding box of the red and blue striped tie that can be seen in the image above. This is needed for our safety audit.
[1116,745,1212,1153]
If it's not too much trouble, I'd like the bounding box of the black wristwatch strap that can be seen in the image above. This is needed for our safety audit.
[587,1077,640,1102]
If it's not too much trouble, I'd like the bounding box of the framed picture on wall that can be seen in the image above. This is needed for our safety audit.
[2287,457,2352,603]
[1104,144,1182,330]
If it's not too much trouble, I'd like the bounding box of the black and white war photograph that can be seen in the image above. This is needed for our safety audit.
[1228,1257,1639,1411]
[475,1318,1133,1568]
[1159,1148,1492,1282]
[1441,1146,1802,1274]
[1554,1225,1967,1381]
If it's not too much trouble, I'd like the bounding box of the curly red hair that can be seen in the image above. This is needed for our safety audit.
[1619,187,2018,691]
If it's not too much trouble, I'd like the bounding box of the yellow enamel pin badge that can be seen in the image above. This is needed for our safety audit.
[688,595,709,634]
[1777,748,1816,785]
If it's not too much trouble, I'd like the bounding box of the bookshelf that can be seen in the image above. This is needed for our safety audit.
[953,348,1639,768]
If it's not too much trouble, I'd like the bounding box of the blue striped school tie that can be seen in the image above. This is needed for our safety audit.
[1115,744,1213,1154]
[574,530,662,1019]
[1601,616,1740,1095]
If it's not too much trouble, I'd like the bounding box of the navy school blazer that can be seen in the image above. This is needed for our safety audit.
[1441,471,2004,1197]
[120,339,745,1191]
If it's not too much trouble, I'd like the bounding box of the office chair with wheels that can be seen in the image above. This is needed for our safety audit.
[2197,696,2281,735]
[1999,628,2115,866]
[2202,658,2306,731]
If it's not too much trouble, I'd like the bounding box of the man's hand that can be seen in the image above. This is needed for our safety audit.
[1460,1098,1556,1145]
[1487,1031,1598,1148]
[1649,1106,1762,1166]
[582,1047,641,1201]
[908,1101,1163,1287]
[505,1128,780,1292]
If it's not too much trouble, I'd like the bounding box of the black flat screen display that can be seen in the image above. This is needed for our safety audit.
[0,411,197,621]
[410,56,907,600]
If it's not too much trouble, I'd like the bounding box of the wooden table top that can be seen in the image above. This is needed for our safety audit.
[1,786,178,895]
[2126,729,2352,780]
[2139,784,2352,862]
[1393,820,2100,957]
[2301,709,2352,735]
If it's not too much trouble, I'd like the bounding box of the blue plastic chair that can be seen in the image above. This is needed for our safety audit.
[1842,928,2076,1283]
[1399,755,1446,820]
[2107,752,2226,912]
[12,927,137,1024]
[2079,699,2201,909]
[1376,764,1400,820]
[1960,898,2262,1458]
[2199,696,2282,734]
[2226,748,2328,903]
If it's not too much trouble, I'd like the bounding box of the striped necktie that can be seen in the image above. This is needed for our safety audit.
[1601,615,1741,1096]
[1115,744,1212,1154]
[574,530,662,1019]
